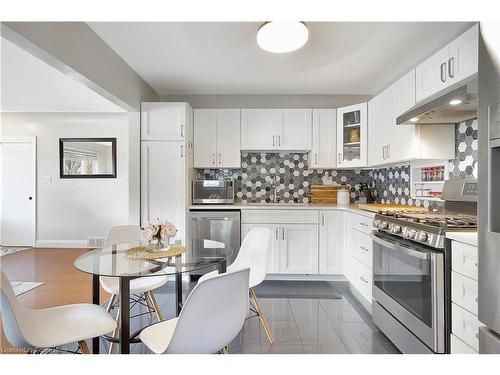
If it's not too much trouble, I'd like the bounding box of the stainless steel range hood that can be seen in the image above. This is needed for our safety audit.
[397,78,478,125]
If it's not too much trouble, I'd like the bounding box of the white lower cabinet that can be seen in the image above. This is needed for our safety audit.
[450,239,480,353]
[351,257,372,302]
[319,211,345,274]
[280,224,319,274]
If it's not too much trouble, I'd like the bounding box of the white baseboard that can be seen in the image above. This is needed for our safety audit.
[265,274,347,282]
[35,240,89,248]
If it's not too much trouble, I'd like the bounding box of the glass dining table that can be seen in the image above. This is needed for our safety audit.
[74,239,233,354]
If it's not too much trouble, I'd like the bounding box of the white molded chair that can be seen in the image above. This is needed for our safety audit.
[140,268,250,354]
[0,271,116,353]
[99,225,169,352]
[197,227,273,343]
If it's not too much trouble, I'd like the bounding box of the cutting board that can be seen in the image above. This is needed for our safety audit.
[310,184,350,204]
[357,203,429,213]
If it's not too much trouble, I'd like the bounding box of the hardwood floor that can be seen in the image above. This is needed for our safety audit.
[0,248,110,352]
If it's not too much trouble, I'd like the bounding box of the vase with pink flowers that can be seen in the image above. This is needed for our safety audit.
[142,218,178,252]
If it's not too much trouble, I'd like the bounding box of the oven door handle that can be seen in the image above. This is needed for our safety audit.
[370,234,431,260]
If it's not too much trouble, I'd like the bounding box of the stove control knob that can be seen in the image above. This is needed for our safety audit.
[417,232,428,242]
[373,220,381,228]
[407,229,417,239]
[392,225,402,234]
[380,222,389,229]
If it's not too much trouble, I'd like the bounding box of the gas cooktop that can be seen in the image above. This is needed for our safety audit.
[373,211,477,249]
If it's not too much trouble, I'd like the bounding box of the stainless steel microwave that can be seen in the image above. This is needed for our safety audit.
[192,179,235,204]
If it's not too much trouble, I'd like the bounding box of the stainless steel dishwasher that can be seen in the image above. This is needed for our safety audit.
[188,210,241,277]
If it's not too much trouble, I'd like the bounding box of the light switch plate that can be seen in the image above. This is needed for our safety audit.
[44,176,52,183]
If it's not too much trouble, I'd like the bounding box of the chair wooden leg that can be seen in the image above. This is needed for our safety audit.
[250,288,274,344]
[78,340,90,354]
[218,346,229,354]
[147,291,164,321]
[108,308,120,354]
[143,293,153,320]
[106,294,116,314]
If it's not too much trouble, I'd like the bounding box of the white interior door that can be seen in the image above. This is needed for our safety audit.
[1,139,36,246]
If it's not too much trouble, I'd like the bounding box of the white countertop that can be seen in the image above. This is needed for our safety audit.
[188,203,376,218]
[446,232,478,246]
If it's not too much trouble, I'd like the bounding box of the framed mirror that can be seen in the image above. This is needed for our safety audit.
[59,138,117,178]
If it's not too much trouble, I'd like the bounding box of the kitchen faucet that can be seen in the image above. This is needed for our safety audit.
[270,175,280,203]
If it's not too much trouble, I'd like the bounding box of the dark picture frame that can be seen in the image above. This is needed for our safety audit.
[59,138,117,179]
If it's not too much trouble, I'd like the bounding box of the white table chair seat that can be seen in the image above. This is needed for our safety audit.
[100,275,169,295]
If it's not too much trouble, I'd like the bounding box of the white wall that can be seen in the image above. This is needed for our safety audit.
[1,112,131,247]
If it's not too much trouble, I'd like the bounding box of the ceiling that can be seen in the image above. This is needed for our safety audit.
[88,22,473,96]
[1,38,125,112]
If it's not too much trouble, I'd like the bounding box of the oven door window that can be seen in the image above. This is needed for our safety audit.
[373,236,433,328]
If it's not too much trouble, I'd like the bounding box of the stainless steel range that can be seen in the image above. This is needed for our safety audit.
[371,180,477,354]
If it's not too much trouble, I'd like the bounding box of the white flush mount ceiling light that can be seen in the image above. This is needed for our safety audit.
[410,117,419,122]
[449,99,462,105]
[257,22,309,53]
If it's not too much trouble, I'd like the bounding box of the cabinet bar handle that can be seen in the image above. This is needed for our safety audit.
[338,153,342,164]
[448,57,455,78]
[212,153,216,165]
[321,214,325,226]
[180,144,184,158]
[360,222,369,227]
[275,227,279,240]
[360,246,369,252]
[387,144,390,158]
[282,228,286,240]
[360,276,368,284]
[180,124,184,138]
[278,135,281,147]
[440,62,447,83]
[218,152,222,165]
[272,135,275,147]
[315,153,318,165]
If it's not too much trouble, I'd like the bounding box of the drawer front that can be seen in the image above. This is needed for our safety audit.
[451,241,478,280]
[452,271,478,315]
[452,303,480,351]
[352,228,373,268]
[352,257,372,302]
[352,213,374,234]
[241,209,319,224]
[451,334,478,354]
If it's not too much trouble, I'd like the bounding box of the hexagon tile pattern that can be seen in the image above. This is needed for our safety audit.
[448,118,478,180]
[196,119,477,208]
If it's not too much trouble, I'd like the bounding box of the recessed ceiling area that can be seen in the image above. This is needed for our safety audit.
[88,22,472,96]
[1,38,126,113]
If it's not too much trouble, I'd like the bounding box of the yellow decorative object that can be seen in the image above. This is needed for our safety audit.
[124,245,186,260]
[348,128,360,143]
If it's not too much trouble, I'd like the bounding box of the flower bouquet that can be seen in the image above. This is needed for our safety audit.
[142,218,177,252]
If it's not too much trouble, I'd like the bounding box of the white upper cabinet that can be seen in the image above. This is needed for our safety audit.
[368,89,392,166]
[390,69,420,162]
[241,109,312,151]
[194,109,241,168]
[193,109,217,167]
[280,109,312,150]
[367,69,454,167]
[216,109,241,168]
[337,103,367,168]
[416,24,478,102]
[141,102,189,141]
[309,109,337,169]
[241,109,281,150]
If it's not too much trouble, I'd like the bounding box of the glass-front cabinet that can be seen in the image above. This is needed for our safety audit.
[336,103,367,168]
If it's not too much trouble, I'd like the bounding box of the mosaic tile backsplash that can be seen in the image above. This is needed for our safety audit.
[197,119,478,209]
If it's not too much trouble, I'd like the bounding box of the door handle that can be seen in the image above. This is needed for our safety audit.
[448,57,455,78]
[440,62,447,83]
[180,124,184,138]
